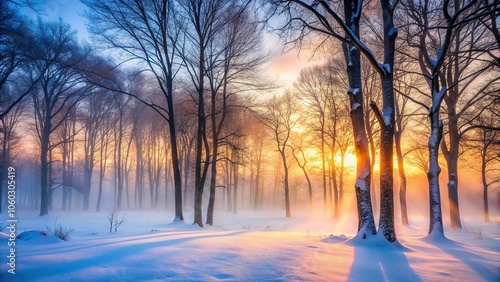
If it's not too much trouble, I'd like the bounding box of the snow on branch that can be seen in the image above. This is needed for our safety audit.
[388,26,398,39]
[316,0,384,75]
[347,87,360,96]
[379,63,392,75]
[430,87,447,113]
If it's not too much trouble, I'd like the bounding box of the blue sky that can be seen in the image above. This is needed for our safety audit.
[22,0,89,42]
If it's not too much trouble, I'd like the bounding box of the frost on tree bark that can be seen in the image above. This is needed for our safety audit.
[343,0,376,239]
[343,45,376,238]
[427,90,445,235]
[399,0,490,236]
[359,0,398,242]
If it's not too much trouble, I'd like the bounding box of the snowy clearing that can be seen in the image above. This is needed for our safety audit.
[1,210,499,281]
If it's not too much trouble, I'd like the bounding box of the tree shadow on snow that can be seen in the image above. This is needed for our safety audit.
[422,235,499,281]
[16,230,207,257]
[346,235,422,282]
[11,230,249,282]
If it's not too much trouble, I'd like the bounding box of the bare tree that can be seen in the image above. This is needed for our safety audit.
[393,61,423,225]
[145,115,166,208]
[476,118,500,222]
[175,93,197,208]
[294,63,339,213]
[27,19,88,216]
[79,78,117,211]
[291,132,314,209]
[331,104,354,217]
[84,0,186,221]
[111,93,132,210]
[244,115,269,210]
[399,0,496,235]
[177,0,250,226]
[269,0,399,241]
[55,100,78,211]
[260,91,298,218]
[130,98,147,209]
[0,84,26,213]
[205,4,265,226]
[225,110,247,213]
[464,100,500,222]
[95,97,114,212]
[0,1,35,119]
[438,11,500,229]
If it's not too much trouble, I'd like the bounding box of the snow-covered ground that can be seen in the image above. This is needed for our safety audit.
[1,209,499,281]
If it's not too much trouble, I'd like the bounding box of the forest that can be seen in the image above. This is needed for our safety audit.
[0,0,499,243]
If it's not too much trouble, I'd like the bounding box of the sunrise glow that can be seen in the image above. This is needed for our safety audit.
[0,0,498,281]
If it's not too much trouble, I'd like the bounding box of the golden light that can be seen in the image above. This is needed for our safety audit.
[343,153,357,168]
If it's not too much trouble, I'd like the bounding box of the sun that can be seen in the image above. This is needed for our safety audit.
[343,153,357,168]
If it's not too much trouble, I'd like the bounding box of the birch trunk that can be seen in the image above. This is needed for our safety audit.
[427,108,444,235]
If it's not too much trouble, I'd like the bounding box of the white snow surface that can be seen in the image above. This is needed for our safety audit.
[1,210,499,281]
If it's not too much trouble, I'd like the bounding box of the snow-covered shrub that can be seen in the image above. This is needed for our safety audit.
[107,210,125,233]
[45,219,75,241]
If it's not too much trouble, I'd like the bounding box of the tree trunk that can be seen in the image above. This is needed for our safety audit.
[441,98,462,228]
[207,73,229,224]
[232,151,239,213]
[281,150,291,218]
[62,137,68,211]
[206,142,218,225]
[166,76,184,221]
[302,166,313,209]
[0,127,6,214]
[343,0,376,239]
[375,0,398,242]
[193,48,207,227]
[39,146,49,216]
[254,140,263,209]
[345,63,376,237]
[96,135,107,212]
[365,96,378,214]
[116,114,124,210]
[321,131,328,211]
[226,153,232,212]
[331,146,339,218]
[135,140,143,209]
[39,112,51,216]
[426,81,446,236]
[481,140,489,222]
[427,114,444,235]
[375,97,396,242]
[448,151,462,228]
[395,130,408,225]
[182,137,193,208]
[124,132,133,209]
[339,151,345,214]
[83,166,92,211]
